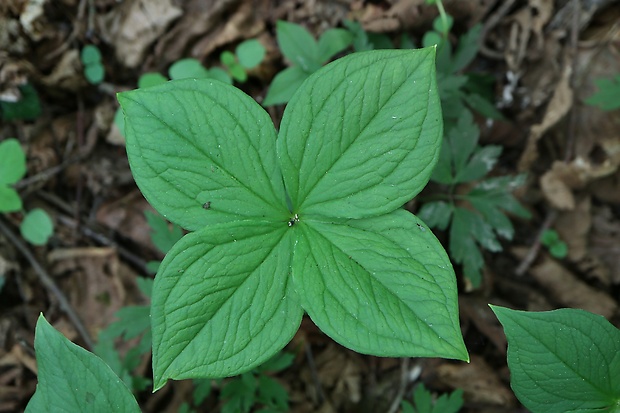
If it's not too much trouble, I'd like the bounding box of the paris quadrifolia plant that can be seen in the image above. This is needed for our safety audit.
[118,47,469,390]
[26,46,468,410]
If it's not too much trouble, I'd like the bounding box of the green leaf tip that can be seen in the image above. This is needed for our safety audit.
[27,314,140,413]
[122,47,467,388]
[491,305,620,413]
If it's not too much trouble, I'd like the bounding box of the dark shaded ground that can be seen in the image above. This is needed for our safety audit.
[1,0,619,412]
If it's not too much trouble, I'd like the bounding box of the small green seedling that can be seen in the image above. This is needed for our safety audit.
[143,210,183,273]
[415,0,527,287]
[585,74,620,111]
[81,45,105,85]
[120,47,468,390]
[0,83,41,121]
[418,111,530,287]
[219,352,293,413]
[94,276,153,392]
[220,39,266,83]
[540,229,568,259]
[0,138,53,245]
[491,306,620,413]
[343,20,400,51]
[263,21,353,105]
[402,383,463,413]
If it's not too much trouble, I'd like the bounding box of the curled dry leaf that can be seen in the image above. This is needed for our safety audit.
[436,355,516,406]
[512,247,617,318]
[540,157,617,210]
[99,0,182,68]
[519,66,573,171]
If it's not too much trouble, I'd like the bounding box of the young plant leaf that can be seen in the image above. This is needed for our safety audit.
[151,221,303,389]
[118,79,289,231]
[0,138,26,212]
[262,66,309,106]
[491,306,620,413]
[278,49,443,218]
[276,21,321,72]
[26,314,140,413]
[0,138,26,185]
[236,39,265,69]
[317,28,353,62]
[20,208,53,245]
[293,210,467,360]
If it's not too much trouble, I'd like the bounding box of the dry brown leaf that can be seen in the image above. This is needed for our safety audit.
[47,247,127,335]
[519,65,573,171]
[153,0,241,65]
[590,206,620,284]
[191,0,264,60]
[95,192,155,251]
[436,355,515,406]
[554,196,591,260]
[99,0,182,68]
[540,157,617,209]
[516,249,617,318]
[40,49,84,92]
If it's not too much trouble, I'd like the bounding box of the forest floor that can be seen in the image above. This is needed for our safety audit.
[1,0,619,412]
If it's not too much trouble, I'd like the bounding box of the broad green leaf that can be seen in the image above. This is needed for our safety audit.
[151,221,303,389]
[20,208,53,245]
[292,209,467,360]
[0,186,22,212]
[236,39,265,69]
[0,138,26,185]
[26,314,140,413]
[276,21,321,72]
[491,306,620,413]
[118,79,288,230]
[262,66,309,106]
[278,48,443,219]
[168,58,211,80]
[317,28,353,62]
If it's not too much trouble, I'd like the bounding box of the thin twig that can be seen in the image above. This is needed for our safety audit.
[57,214,151,275]
[304,342,326,405]
[515,210,558,276]
[479,0,517,59]
[0,216,95,350]
[563,0,581,163]
[387,358,411,413]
